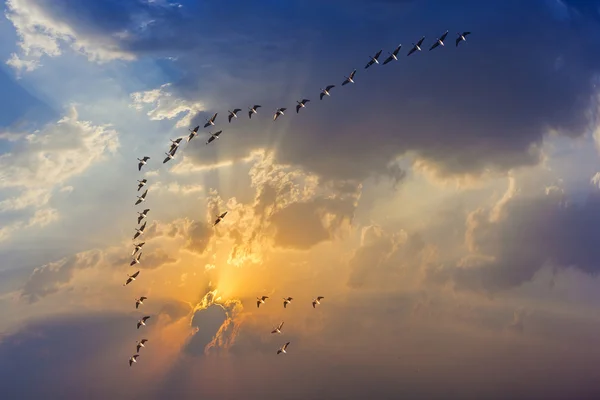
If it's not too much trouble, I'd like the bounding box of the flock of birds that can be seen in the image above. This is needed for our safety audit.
[123,30,472,367]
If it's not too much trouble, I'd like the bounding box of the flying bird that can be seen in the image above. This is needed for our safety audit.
[123,271,140,286]
[248,105,261,119]
[283,297,293,308]
[136,339,148,353]
[456,31,471,47]
[320,85,335,100]
[135,296,147,309]
[163,147,177,164]
[312,296,325,308]
[206,130,222,145]
[169,138,183,152]
[342,69,356,86]
[137,209,150,224]
[365,50,382,69]
[296,99,310,113]
[271,321,284,334]
[137,156,150,171]
[213,211,228,226]
[137,316,151,329]
[430,30,448,51]
[407,37,425,56]
[132,242,145,256]
[383,44,402,65]
[130,252,142,266]
[129,354,139,367]
[228,109,242,123]
[133,222,146,240]
[273,108,286,121]
[135,190,148,206]
[277,342,290,355]
[204,113,218,128]
[257,295,269,308]
[137,179,147,191]
[187,125,200,142]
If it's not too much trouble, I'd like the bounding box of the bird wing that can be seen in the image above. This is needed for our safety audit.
[130,359,133,366]
[137,322,142,329]
[393,44,402,56]
[130,259,136,266]
[318,296,324,300]
[303,99,310,103]
[365,59,374,69]
[430,42,439,51]
[383,55,393,65]
[215,130,222,137]
[342,79,349,86]
[277,349,282,354]
[132,271,140,278]
[206,136,215,144]
[136,344,141,352]
[374,50,382,60]
[126,277,133,285]
[228,114,233,123]
[140,222,146,230]
[133,231,140,239]
[141,190,148,199]
[407,47,416,56]
[464,31,471,37]
[143,209,149,214]
[417,37,425,47]
[280,108,286,112]
[234,108,241,113]
[188,132,195,141]
[163,156,171,164]
[284,342,290,350]
[262,296,269,300]
[312,301,316,308]
[440,31,448,41]
[137,215,143,224]
[203,121,211,128]
[254,105,261,109]
[136,302,139,309]
[279,321,284,329]
[141,296,147,301]
[143,316,150,322]
[137,183,143,190]
[320,92,325,100]
[211,113,218,122]
[349,69,356,79]
[249,110,253,119]
[296,104,301,113]
[138,162,143,171]
[257,301,261,308]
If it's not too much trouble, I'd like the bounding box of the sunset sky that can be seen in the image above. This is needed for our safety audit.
[3,0,600,398]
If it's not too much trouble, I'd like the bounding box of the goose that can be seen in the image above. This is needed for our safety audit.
[213,211,228,226]
[204,113,218,128]
[271,321,284,334]
[169,138,183,152]
[135,190,148,206]
[430,31,448,51]
[133,221,146,240]
[123,271,140,286]
[257,295,269,308]
[248,105,261,119]
[130,252,142,266]
[137,316,151,329]
[273,108,286,121]
[206,130,222,145]
[135,296,147,309]
[187,125,200,142]
[137,179,147,191]
[283,297,293,308]
[163,148,177,164]
[136,339,148,353]
[277,342,290,355]
[296,99,310,113]
[320,85,335,100]
[383,44,402,65]
[137,209,150,224]
[365,49,383,69]
[129,354,139,366]
[407,37,425,56]
[342,69,357,86]
[228,109,242,123]
[132,242,145,256]
[456,31,471,47]
[312,296,324,308]
[137,156,150,171]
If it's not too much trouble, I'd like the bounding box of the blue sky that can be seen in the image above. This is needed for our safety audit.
[2,0,600,398]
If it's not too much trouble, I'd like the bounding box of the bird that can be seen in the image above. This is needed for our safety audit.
[137,179,147,191]
[271,321,284,334]
[383,44,402,65]
[430,30,448,51]
[277,342,290,355]
[135,190,148,206]
[137,156,150,171]
[137,316,151,329]
[257,295,269,308]
[456,31,471,47]
[248,105,261,119]
[228,109,242,123]
[320,85,335,100]
[296,99,310,113]
[163,148,177,164]
[283,297,293,308]
[123,271,140,286]
[407,37,425,56]
[130,252,142,266]
[132,242,145,256]
[365,50,382,69]
[187,125,200,142]
[129,354,139,367]
[135,296,147,309]
[133,222,146,240]
[312,296,324,308]
[137,209,150,224]
[204,113,218,128]
[206,130,222,145]
[136,339,148,353]
[169,138,183,152]
[213,211,228,226]
[273,108,286,121]
[342,69,357,86]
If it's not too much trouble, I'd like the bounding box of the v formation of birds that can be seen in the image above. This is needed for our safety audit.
[125,31,472,367]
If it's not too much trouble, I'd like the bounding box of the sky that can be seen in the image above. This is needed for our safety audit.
[3,0,600,398]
